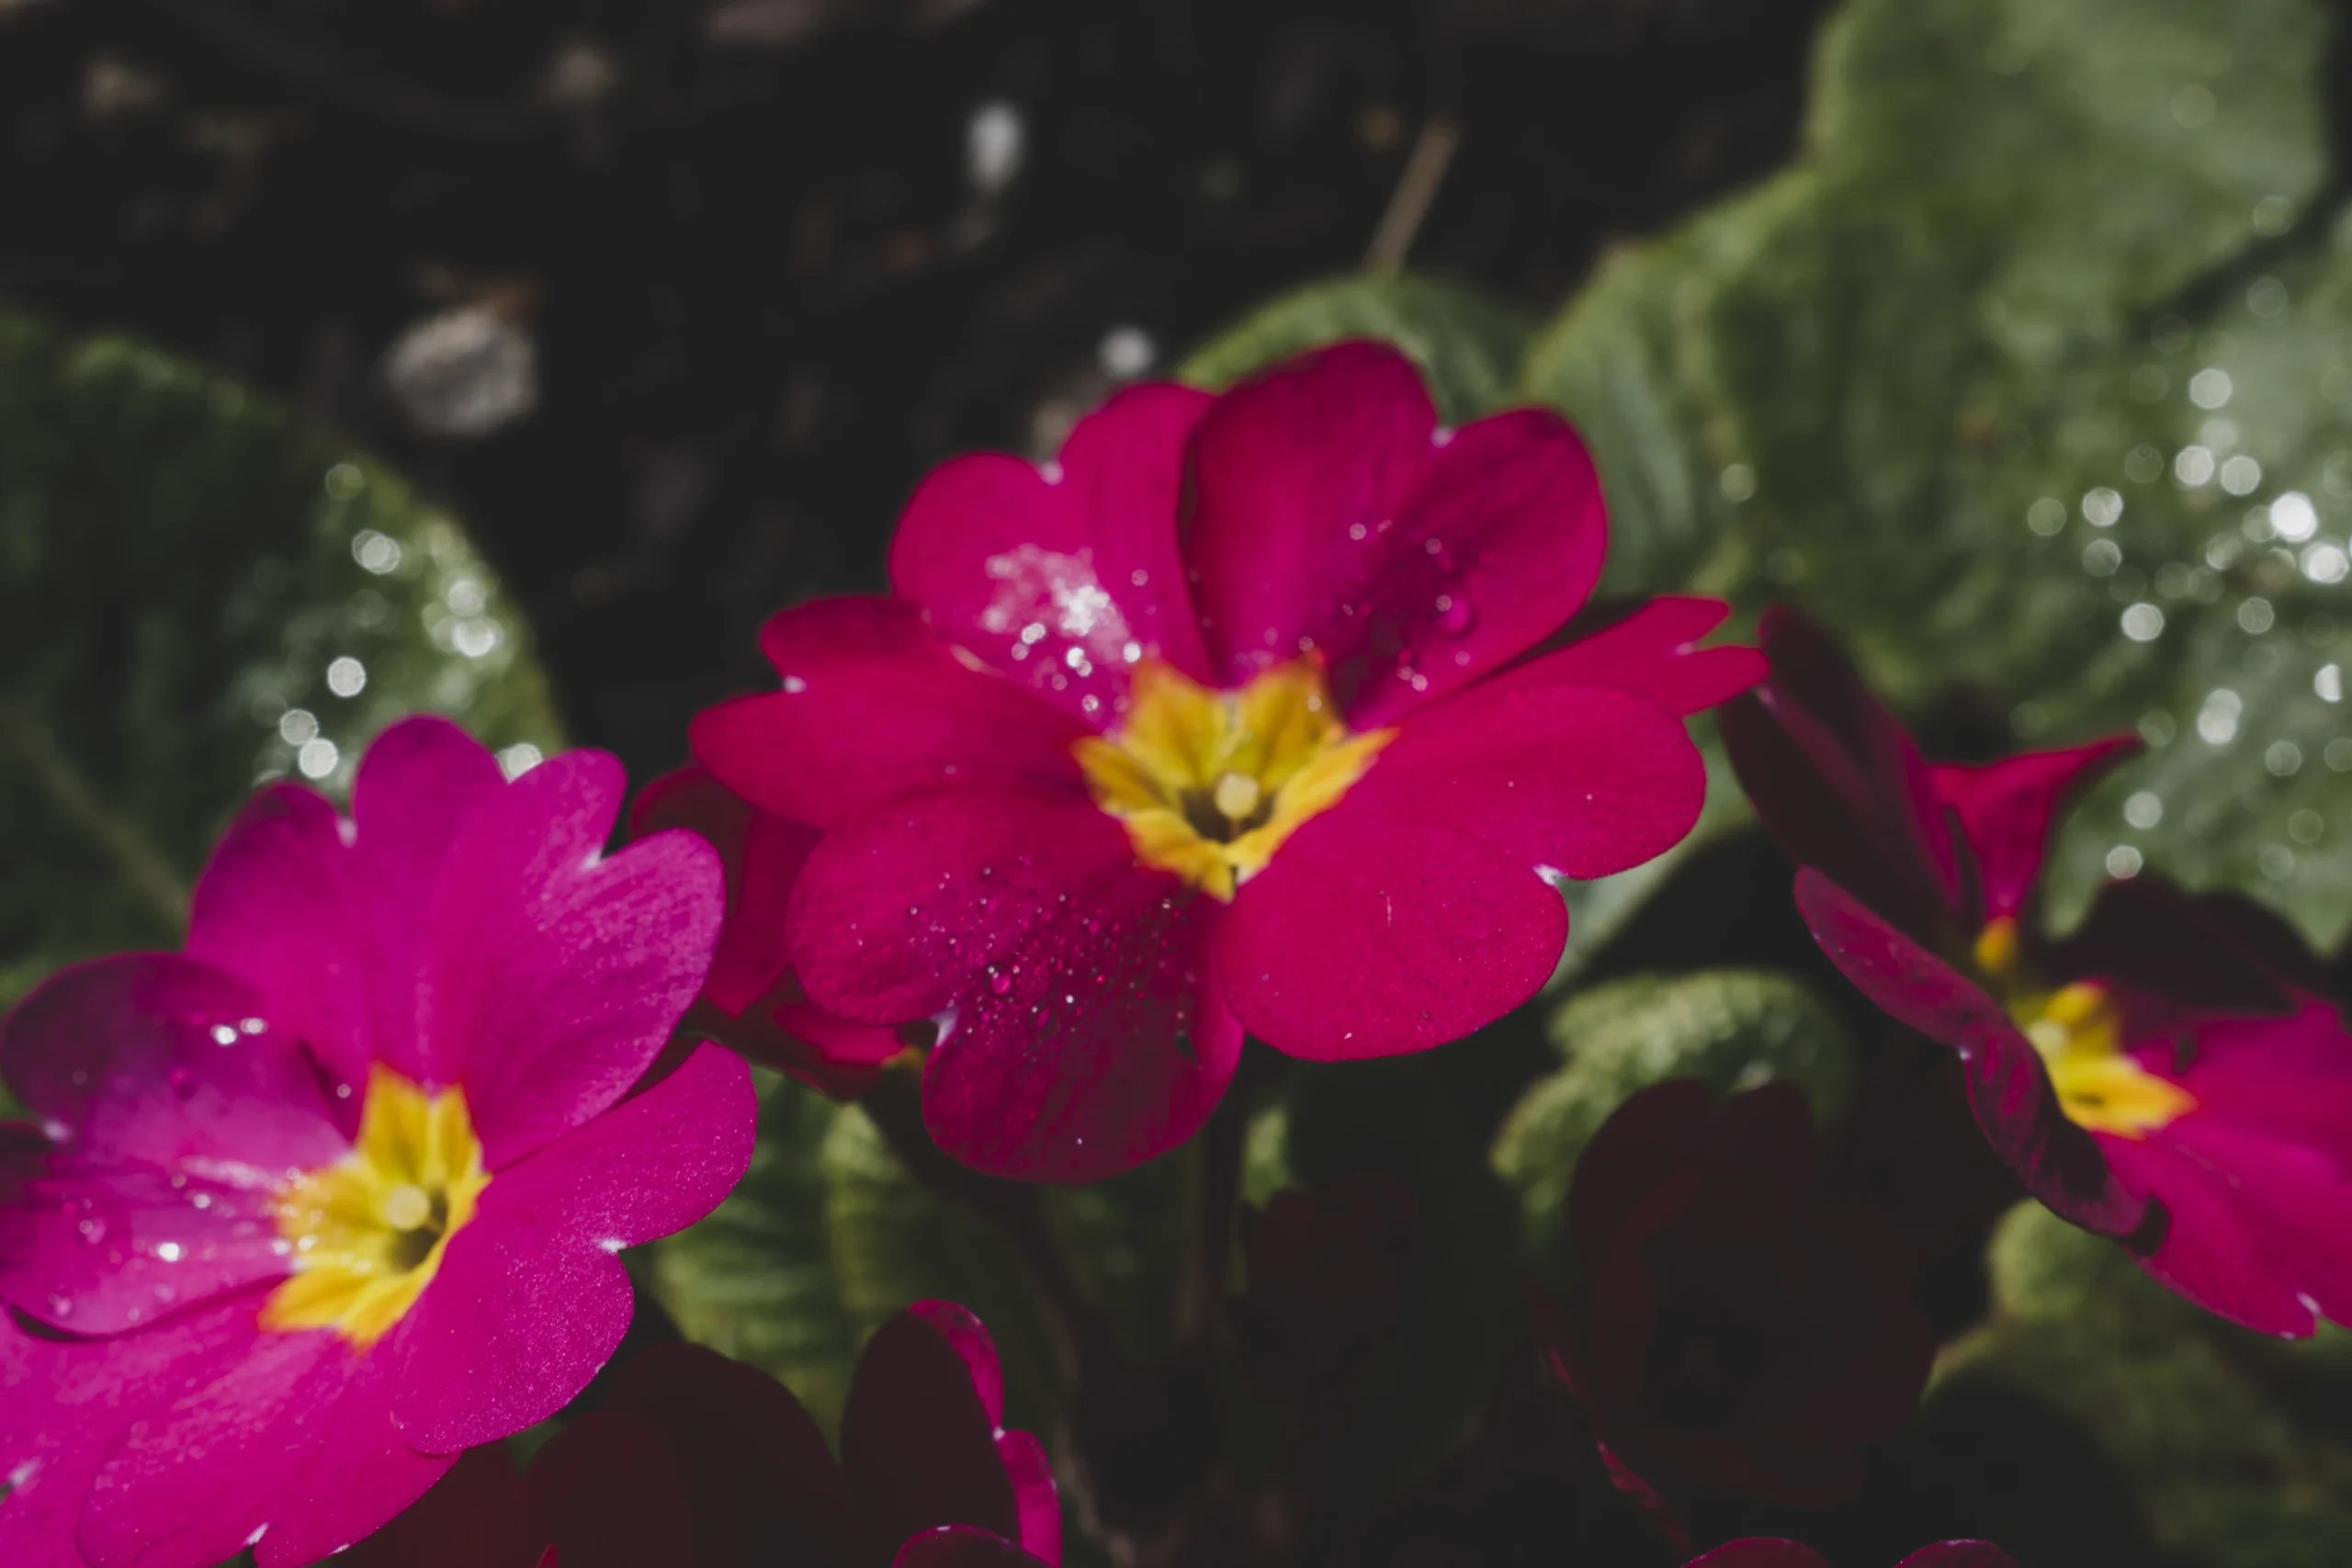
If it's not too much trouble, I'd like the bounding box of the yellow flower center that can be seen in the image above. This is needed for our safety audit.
[1972,917,2195,1138]
[260,1064,490,1348]
[1074,658,1395,901]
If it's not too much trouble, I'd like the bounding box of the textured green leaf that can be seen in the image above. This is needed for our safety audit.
[1928,1202,2352,1567]
[1493,968,1854,1283]
[647,1070,865,1434]
[0,310,561,1009]
[1177,273,1532,424]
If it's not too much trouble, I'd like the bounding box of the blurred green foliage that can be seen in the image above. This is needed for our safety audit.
[0,309,561,1011]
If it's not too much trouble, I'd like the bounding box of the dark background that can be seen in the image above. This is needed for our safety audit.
[1,0,1828,782]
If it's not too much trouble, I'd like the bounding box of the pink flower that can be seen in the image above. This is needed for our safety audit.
[1532,1082,1934,1511]
[0,717,756,1567]
[630,765,906,1099]
[693,342,1762,1179]
[342,1303,1058,1568]
[1724,607,2352,1335]
[1686,1541,2015,1568]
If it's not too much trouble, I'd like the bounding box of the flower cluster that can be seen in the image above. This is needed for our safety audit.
[6,344,2350,1568]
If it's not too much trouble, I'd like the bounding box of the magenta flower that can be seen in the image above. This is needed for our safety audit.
[343,1302,1058,1568]
[692,341,1762,1179]
[1685,1541,2015,1568]
[1532,1081,1934,1510]
[1723,607,2352,1336]
[630,765,906,1099]
[0,717,756,1567]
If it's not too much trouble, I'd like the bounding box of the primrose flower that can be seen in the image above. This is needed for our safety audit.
[631,764,905,1099]
[1723,607,2352,1336]
[0,717,755,1567]
[345,1303,1058,1568]
[693,341,1762,1179]
[1532,1081,1934,1509]
[1685,1542,2016,1568]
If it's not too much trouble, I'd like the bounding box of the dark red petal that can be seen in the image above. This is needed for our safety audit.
[337,1445,535,1568]
[604,1340,861,1568]
[1566,1079,1715,1262]
[1928,735,2138,920]
[1183,341,1441,685]
[1483,598,1766,716]
[693,598,1090,830]
[525,1412,695,1568]
[2046,878,2295,1032]
[1721,608,1962,942]
[890,382,1216,713]
[1680,1541,1828,1568]
[842,1309,1023,1552]
[1795,870,2146,1239]
[1896,1547,2019,1568]
[892,1526,1049,1568]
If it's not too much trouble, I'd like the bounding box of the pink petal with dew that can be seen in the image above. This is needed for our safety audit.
[917,857,1239,1182]
[0,1156,287,1336]
[1720,608,1962,942]
[388,1043,753,1452]
[891,381,1216,712]
[1309,407,1611,728]
[1224,682,1702,1061]
[1929,735,2139,922]
[0,1292,252,1568]
[2,954,344,1179]
[1794,870,2145,1239]
[695,598,1092,830]
[1183,342,1438,685]
[525,1411,695,1568]
[2102,1117,2352,1337]
[842,1309,1023,1554]
[419,749,723,1170]
[1485,597,1766,716]
[81,1315,454,1568]
[605,1342,861,1568]
[187,717,505,1094]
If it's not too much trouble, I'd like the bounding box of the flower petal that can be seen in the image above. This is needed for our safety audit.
[2,954,345,1179]
[1184,342,1439,684]
[1794,869,2146,1239]
[1223,682,1702,1061]
[842,1309,1023,1552]
[187,716,505,1093]
[1720,608,1962,944]
[524,1411,695,1568]
[0,1155,286,1335]
[1928,736,2138,920]
[1482,598,1767,716]
[1681,1542,1828,1568]
[81,1315,454,1568]
[420,750,724,1169]
[994,1430,1061,1566]
[604,1341,861,1568]
[895,1526,1046,1568]
[890,382,1216,712]
[388,1043,754,1452]
[336,1444,535,1568]
[694,598,1091,829]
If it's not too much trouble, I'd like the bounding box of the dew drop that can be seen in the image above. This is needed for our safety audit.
[1434,594,1475,635]
[988,966,1013,997]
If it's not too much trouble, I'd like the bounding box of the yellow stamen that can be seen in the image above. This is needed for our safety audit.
[1972,916,2020,982]
[1990,960,2196,1139]
[261,1065,490,1348]
[1075,658,1395,901]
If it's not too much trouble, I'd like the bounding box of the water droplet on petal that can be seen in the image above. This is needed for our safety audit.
[988,966,1013,997]
[1435,594,1475,635]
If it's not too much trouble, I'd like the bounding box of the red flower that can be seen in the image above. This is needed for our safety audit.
[1532,1081,1934,1510]
[1686,1541,2015,1568]
[630,766,904,1099]
[344,1301,1057,1568]
[1723,608,2352,1334]
[692,342,1761,1179]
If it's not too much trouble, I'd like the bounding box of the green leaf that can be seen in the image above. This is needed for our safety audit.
[1493,968,1854,1283]
[0,310,562,1009]
[1177,273,1533,424]
[647,1070,865,1434]
[1928,1202,2352,1566]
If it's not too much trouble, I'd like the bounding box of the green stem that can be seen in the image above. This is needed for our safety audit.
[0,702,189,932]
